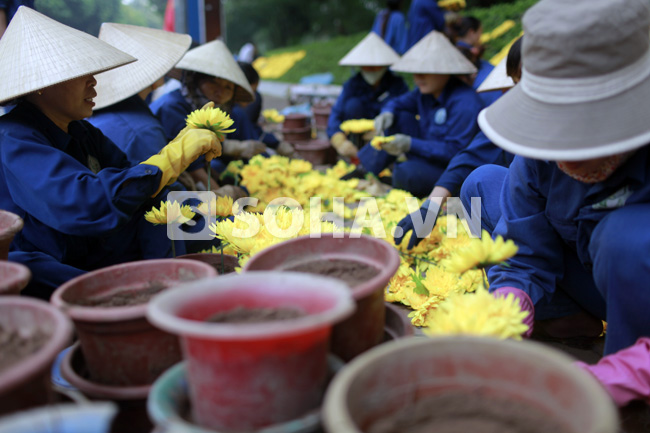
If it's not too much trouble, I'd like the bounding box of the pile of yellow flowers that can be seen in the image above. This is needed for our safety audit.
[438,0,466,11]
[370,135,395,150]
[253,50,307,79]
[340,119,375,134]
[262,109,285,124]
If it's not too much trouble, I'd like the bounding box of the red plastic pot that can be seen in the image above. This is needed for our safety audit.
[293,139,337,166]
[51,259,217,386]
[323,337,619,433]
[0,261,31,295]
[0,210,23,260]
[61,343,152,433]
[243,233,400,361]
[147,272,355,431]
[283,113,309,129]
[176,252,239,275]
[0,296,73,415]
[282,126,312,142]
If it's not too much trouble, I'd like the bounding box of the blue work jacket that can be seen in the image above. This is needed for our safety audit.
[383,80,483,165]
[489,146,650,306]
[372,9,408,54]
[327,71,409,138]
[406,0,446,49]
[0,102,163,270]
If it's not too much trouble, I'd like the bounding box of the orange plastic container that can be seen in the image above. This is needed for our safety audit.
[147,272,355,431]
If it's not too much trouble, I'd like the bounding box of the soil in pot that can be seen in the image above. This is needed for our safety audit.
[72,281,168,307]
[366,390,573,433]
[205,306,306,323]
[212,261,237,275]
[0,326,49,373]
[285,259,378,289]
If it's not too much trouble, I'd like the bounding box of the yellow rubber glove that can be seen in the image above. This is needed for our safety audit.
[331,131,357,158]
[141,128,222,196]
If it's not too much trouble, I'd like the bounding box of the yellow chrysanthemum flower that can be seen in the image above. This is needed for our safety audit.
[197,196,234,218]
[186,107,236,140]
[145,201,195,225]
[442,229,518,274]
[424,287,529,340]
[262,108,285,123]
[340,119,375,134]
[370,135,395,150]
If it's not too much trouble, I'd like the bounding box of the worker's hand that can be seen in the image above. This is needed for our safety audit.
[141,128,221,196]
[493,286,534,338]
[222,139,266,160]
[575,338,650,407]
[331,132,357,158]
[374,112,394,134]
[394,198,442,249]
[214,185,248,200]
[382,133,411,156]
[276,141,296,157]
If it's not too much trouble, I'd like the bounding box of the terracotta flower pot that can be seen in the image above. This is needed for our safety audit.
[283,113,309,129]
[147,272,355,431]
[311,104,332,130]
[61,343,152,433]
[293,139,337,166]
[176,252,239,275]
[0,402,117,433]
[51,259,217,387]
[0,210,23,260]
[322,337,619,433]
[282,126,312,142]
[383,302,415,341]
[243,233,400,361]
[0,296,73,416]
[0,260,31,295]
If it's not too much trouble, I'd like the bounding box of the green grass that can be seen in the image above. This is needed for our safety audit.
[263,0,538,85]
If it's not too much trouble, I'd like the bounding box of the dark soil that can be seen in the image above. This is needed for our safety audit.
[366,390,573,433]
[212,261,237,275]
[73,281,168,307]
[285,259,378,288]
[0,326,49,373]
[205,306,306,323]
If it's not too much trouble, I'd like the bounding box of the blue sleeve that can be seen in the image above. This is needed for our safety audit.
[228,106,258,141]
[428,4,446,32]
[150,93,188,142]
[327,81,352,138]
[409,93,482,164]
[383,89,420,116]
[0,128,161,236]
[389,13,408,55]
[487,157,566,305]
[436,130,508,194]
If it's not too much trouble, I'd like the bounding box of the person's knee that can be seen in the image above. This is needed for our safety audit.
[392,160,439,197]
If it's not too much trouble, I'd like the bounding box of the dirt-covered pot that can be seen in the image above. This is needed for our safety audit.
[0,261,31,295]
[243,233,400,361]
[0,210,23,260]
[322,337,619,433]
[293,139,337,166]
[51,259,217,386]
[282,126,312,142]
[283,113,309,129]
[147,272,355,431]
[0,296,73,416]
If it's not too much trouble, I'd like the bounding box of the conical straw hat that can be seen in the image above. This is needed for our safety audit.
[339,32,401,66]
[0,7,135,105]
[93,24,191,110]
[391,31,477,74]
[477,57,514,93]
[176,39,254,103]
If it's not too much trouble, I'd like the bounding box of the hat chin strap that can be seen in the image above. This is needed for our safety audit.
[521,49,650,104]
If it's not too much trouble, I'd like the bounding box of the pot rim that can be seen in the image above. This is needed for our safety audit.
[50,259,217,323]
[147,272,355,340]
[242,233,400,302]
[0,261,31,294]
[0,296,73,395]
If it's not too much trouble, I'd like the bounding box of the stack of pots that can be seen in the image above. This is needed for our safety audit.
[50,258,217,433]
[0,210,30,295]
[146,272,355,432]
[282,114,337,166]
[311,102,332,138]
[281,114,312,143]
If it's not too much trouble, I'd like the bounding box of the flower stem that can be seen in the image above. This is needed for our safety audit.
[171,239,176,258]
[220,242,224,274]
[206,161,211,193]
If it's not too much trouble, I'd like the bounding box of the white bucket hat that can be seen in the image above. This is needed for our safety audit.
[479,0,650,161]
[339,32,400,67]
[93,24,191,110]
[391,31,477,75]
[0,7,135,105]
[176,39,254,103]
[477,57,514,93]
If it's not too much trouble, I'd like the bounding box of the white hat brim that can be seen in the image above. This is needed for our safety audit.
[93,24,192,110]
[339,32,400,66]
[0,7,135,105]
[391,31,477,75]
[477,57,514,93]
[479,78,650,161]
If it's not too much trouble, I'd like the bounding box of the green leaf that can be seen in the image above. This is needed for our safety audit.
[411,274,430,296]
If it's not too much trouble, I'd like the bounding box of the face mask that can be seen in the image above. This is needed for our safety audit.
[361,67,387,85]
[557,151,634,184]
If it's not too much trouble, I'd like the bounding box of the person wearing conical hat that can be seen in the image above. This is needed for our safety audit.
[328,32,408,159]
[0,7,222,299]
[356,30,483,197]
[395,37,521,250]
[150,39,263,198]
[459,0,650,406]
